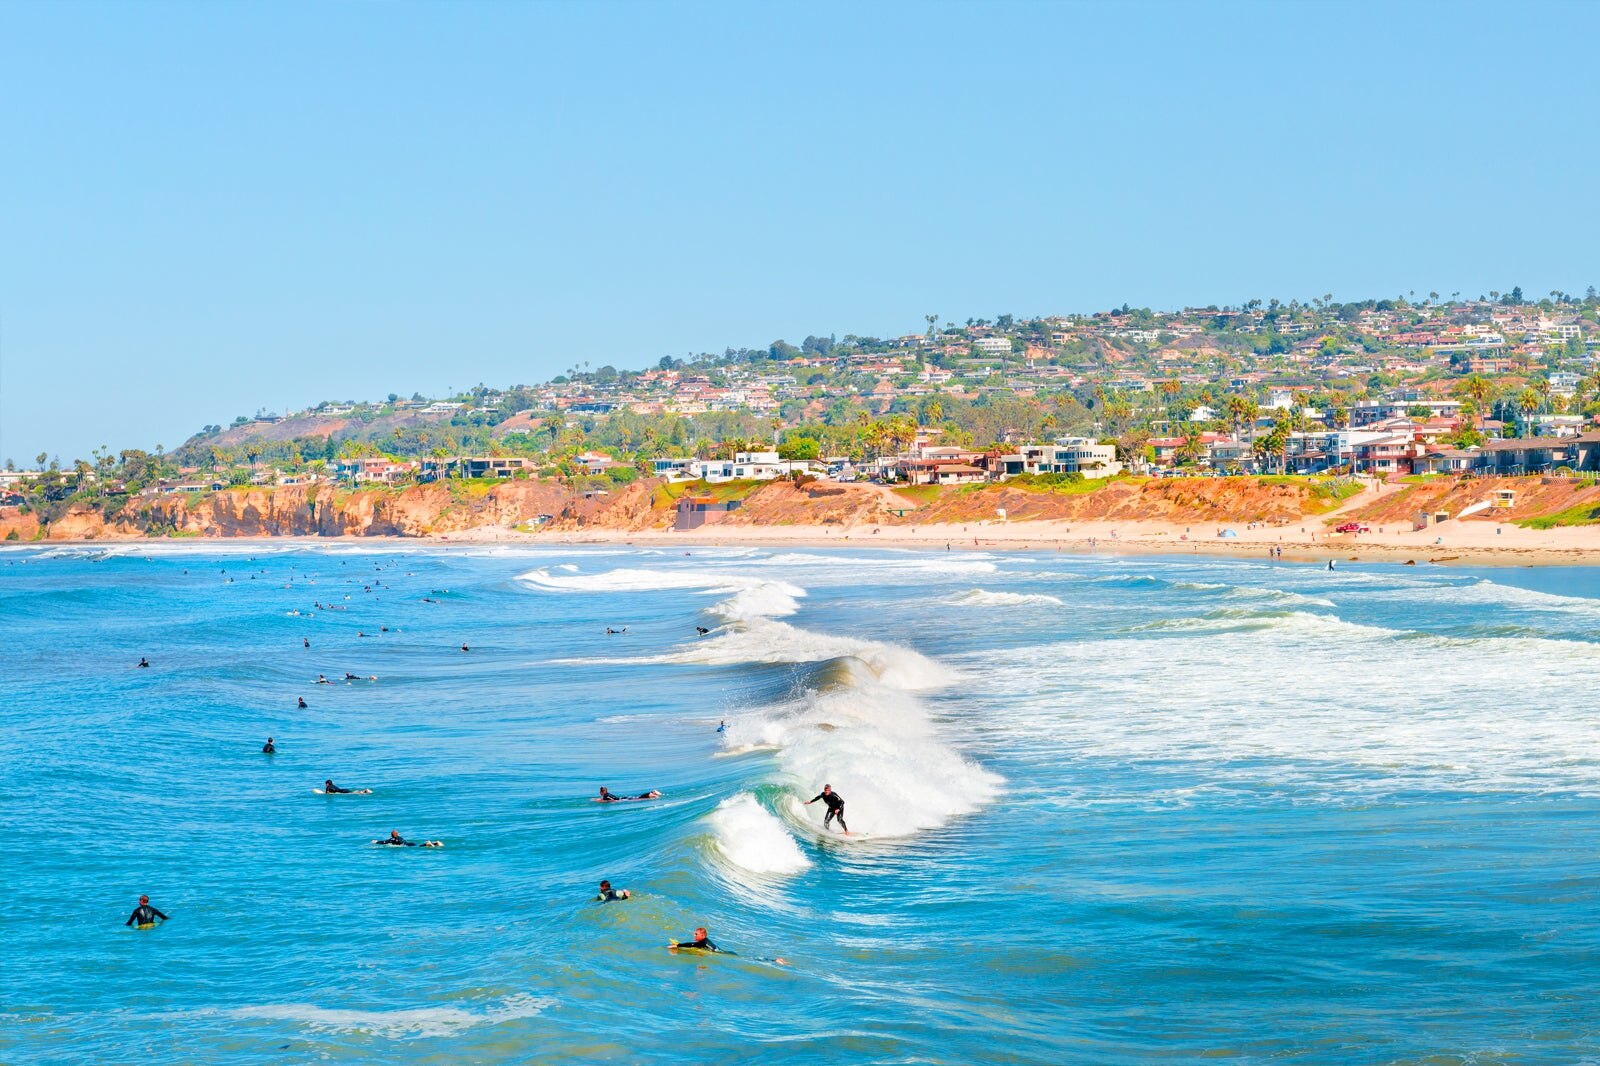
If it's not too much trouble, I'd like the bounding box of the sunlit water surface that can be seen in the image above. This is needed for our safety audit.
[3,544,1598,1064]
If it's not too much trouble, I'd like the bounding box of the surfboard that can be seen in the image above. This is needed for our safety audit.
[591,793,661,802]
[313,788,372,794]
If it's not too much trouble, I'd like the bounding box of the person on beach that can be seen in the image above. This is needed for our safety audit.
[126,895,168,927]
[598,786,661,802]
[670,927,727,953]
[262,737,275,754]
[375,830,440,847]
[595,879,630,902]
[805,784,848,833]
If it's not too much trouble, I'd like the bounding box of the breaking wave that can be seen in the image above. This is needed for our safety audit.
[948,589,1066,608]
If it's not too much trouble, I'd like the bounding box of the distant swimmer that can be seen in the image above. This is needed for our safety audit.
[298,697,307,709]
[717,720,727,734]
[595,879,631,902]
[605,626,628,635]
[375,830,441,847]
[323,779,371,795]
[669,927,728,954]
[262,737,276,754]
[137,657,150,668]
[597,786,662,803]
[461,643,470,652]
[805,784,849,833]
[696,627,710,636]
[343,672,361,681]
[317,674,331,684]
[126,895,169,928]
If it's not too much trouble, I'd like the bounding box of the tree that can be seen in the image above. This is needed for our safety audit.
[778,436,820,461]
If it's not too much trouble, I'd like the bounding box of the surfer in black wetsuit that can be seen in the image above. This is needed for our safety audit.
[595,879,630,902]
[375,830,439,847]
[598,786,661,802]
[297,697,307,709]
[670,927,728,953]
[262,737,275,754]
[137,657,149,668]
[805,784,848,833]
[126,895,168,927]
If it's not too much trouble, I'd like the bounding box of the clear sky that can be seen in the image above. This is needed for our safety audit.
[2,1,1596,464]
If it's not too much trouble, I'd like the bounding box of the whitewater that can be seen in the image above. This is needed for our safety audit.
[3,544,1598,1064]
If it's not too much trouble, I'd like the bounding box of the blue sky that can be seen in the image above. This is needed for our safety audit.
[2,1,1596,463]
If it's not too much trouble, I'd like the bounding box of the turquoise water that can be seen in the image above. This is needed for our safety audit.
[3,544,1598,1064]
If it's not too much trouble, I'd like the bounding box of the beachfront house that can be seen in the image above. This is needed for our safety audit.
[989,438,1122,479]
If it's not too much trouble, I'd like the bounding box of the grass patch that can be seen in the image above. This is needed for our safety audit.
[651,478,763,508]
[891,485,942,506]
[1515,502,1600,529]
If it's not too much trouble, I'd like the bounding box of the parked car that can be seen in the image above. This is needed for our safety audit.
[1334,522,1371,534]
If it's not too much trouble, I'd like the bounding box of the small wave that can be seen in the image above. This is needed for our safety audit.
[708,793,810,874]
[1133,608,1399,641]
[226,994,550,1038]
[647,621,956,690]
[948,589,1065,608]
[756,552,999,575]
[1171,580,1336,609]
[517,567,804,620]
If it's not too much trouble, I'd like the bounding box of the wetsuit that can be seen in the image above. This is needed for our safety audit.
[810,790,848,832]
[597,888,627,902]
[262,741,275,754]
[677,937,723,953]
[126,904,168,927]
[378,836,416,846]
[324,783,352,794]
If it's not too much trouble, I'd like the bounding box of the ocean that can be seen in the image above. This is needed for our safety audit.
[2,544,1598,1064]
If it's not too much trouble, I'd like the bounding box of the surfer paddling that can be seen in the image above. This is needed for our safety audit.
[374,830,441,847]
[669,926,788,965]
[805,784,849,833]
[595,879,630,902]
[126,895,168,928]
[323,779,371,795]
[597,786,661,803]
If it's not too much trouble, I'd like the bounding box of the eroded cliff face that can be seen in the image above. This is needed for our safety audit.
[0,479,677,541]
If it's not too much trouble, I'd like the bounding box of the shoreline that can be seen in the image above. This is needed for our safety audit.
[8,516,1599,567]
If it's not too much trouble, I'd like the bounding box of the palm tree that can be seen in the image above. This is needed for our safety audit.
[1176,428,1205,467]
[1516,387,1541,432]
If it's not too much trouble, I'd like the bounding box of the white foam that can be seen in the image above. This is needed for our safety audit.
[652,619,957,690]
[948,589,1065,608]
[739,658,1002,839]
[978,614,1600,797]
[517,567,804,620]
[227,994,550,1038]
[708,793,811,874]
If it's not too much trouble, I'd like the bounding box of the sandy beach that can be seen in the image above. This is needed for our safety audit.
[421,514,1600,567]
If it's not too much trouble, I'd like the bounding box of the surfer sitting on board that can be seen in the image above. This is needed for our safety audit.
[597,786,661,803]
[375,830,440,847]
[126,895,168,928]
[595,879,630,902]
[805,784,849,833]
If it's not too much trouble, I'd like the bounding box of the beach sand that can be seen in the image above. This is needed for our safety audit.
[430,515,1600,567]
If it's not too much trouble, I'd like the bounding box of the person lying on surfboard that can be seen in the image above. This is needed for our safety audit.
[126,895,168,928]
[374,830,440,847]
[669,927,727,954]
[805,784,849,833]
[323,779,371,795]
[597,786,661,803]
[595,879,630,902]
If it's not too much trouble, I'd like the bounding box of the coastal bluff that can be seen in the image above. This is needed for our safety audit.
[3,475,1387,542]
